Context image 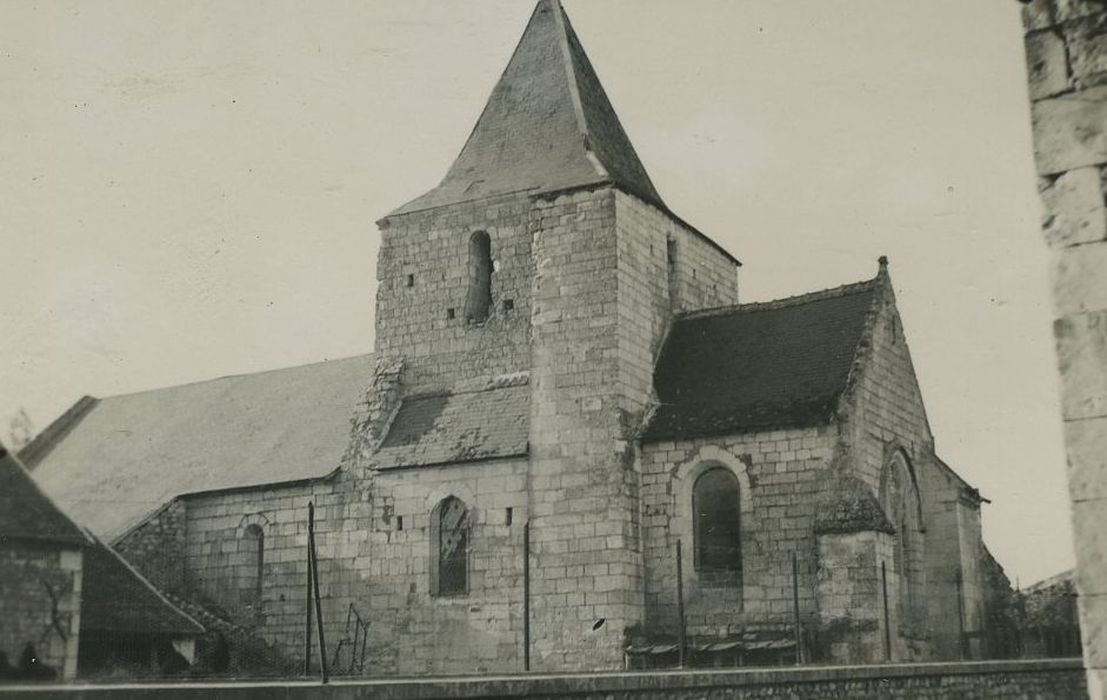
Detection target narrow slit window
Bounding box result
[406,274,415,288]
[465,232,493,323]
[240,524,264,606]
[433,497,469,596]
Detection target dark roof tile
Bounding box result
[0,443,88,545]
[645,278,880,441]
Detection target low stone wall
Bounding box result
[0,658,1085,699]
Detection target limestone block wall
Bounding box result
[1022,1,1107,693]
[527,188,643,671]
[613,192,737,419]
[639,429,836,639]
[374,194,535,395]
[361,458,529,676]
[0,541,82,679]
[111,499,188,598]
[174,478,362,659]
[815,531,897,664]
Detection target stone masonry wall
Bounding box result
[0,541,82,680]
[1022,1,1107,693]
[838,277,980,660]
[527,188,642,671]
[639,428,836,642]
[361,459,529,676]
[374,194,534,395]
[613,192,737,421]
[111,499,188,597]
[174,478,363,661]
[815,531,897,664]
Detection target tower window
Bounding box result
[240,524,264,606]
[431,496,469,596]
[503,299,514,312]
[406,274,415,288]
[465,231,493,323]
[447,308,456,320]
[693,467,741,572]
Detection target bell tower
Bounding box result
[372,0,739,670]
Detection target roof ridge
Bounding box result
[679,275,880,320]
[92,352,374,404]
[19,395,99,468]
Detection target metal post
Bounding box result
[955,569,967,660]
[523,520,531,672]
[304,505,314,676]
[309,502,329,683]
[881,561,891,661]
[792,553,802,665]
[676,539,686,669]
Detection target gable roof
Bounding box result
[644,277,882,442]
[81,531,204,636]
[376,380,530,469]
[389,0,663,217]
[24,354,373,542]
[0,443,89,546]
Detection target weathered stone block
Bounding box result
[1040,167,1107,246]
[1079,592,1107,669]
[1057,0,1107,23]
[1066,13,1107,87]
[1064,416,1107,501]
[1027,30,1070,99]
[1071,498,1107,597]
[1024,0,1057,31]
[1032,87,1107,174]
[1053,242,1107,316]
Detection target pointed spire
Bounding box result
[389,0,664,217]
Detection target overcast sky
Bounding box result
[0,0,1072,585]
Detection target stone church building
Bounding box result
[24,0,993,674]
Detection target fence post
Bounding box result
[523,520,531,672]
[309,501,329,683]
[881,561,891,661]
[792,553,803,665]
[676,539,686,669]
[304,504,314,676]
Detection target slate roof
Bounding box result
[376,380,529,469]
[25,354,374,542]
[81,531,204,636]
[0,443,89,546]
[389,0,662,216]
[645,278,882,441]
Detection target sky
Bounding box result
[0,0,1073,585]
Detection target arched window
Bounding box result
[693,467,741,571]
[240,524,264,605]
[881,452,922,632]
[432,496,469,596]
[465,231,493,323]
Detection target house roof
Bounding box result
[0,443,89,546]
[376,379,530,469]
[81,531,204,636]
[24,354,374,542]
[388,0,662,217]
[644,277,882,441]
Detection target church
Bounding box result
[23,0,995,675]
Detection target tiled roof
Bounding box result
[388,0,662,217]
[0,443,89,546]
[376,381,529,469]
[81,531,204,636]
[25,354,373,542]
[645,278,881,441]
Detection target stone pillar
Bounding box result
[1022,1,1107,693]
[815,531,898,664]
